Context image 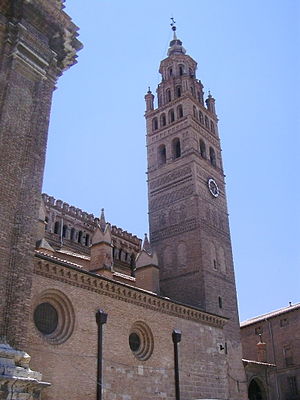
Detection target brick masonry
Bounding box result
[0,0,81,348]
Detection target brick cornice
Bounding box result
[34,252,227,328]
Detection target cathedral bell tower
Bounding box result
[145,24,247,399]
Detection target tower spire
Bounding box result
[168,18,186,56]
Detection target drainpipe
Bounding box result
[96,310,108,400]
[172,329,182,400]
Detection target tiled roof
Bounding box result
[241,303,300,327]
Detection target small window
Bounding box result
[54,221,60,234]
[177,105,183,119]
[218,296,223,309]
[85,234,90,246]
[152,117,158,131]
[62,225,67,238]
[168,109,175,123]
[209,147,216,167]
[158,144,166,165]
[176,86,181,97]
[70,228,75,241]
[179,64,184,76]
[166,89,171,102]
[205,115,209,128]
[189,68,194,77]
[280,318,289,327]
[210,120,215,133]
[199,111,204,124]
[200,140,206,158]
[45,217,49,231]
[34,302,58,335]
[190,86,195,96]
[172,138,181,159]
[193,106,197,118]
[160,113,166,127]
[213,259,217,270]
[168,67,173,77]
[78,230,83,244]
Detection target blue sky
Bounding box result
[43,0,300,321]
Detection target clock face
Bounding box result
[208,178,219,198]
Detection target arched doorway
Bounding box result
[248,378,266,400]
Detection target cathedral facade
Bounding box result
[0,1,249,399]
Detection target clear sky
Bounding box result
[43,0,300,322]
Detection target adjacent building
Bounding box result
[241,303,300,400]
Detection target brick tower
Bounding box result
[145,24,247,399]
[0,0,81,349]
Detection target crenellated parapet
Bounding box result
[41,194,143,271]
[42,193,95,223]
[111,225,141,246]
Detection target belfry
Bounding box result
[145,22,247,398]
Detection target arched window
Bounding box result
[189,68,194,77]
[176,86,181,97]
[85,234,90,246]
[210,120,215,134]
[152,117,158,131]
[45,217,48,231]
[54,221,60,234]
[70,227,75,241]
[168,109,175,123]
[166,89,171,102]
[199,111,204,124]
[168,67,173,77]
[193,106,197,119]
[209,147,216,167]
[119,248,122,260]
[160,113,166,127]
[177,105,183,119]
[62,225,67,238]
[200,140,206,158]
[172,138,181,159]
[158,144,166,165]
[78,230,83,244]
[179,64,184,76]
[205,115,209,128]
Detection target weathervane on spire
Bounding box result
[170,17,176,32]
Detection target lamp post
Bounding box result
[172,329,182,400]
[96,310,108,400]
